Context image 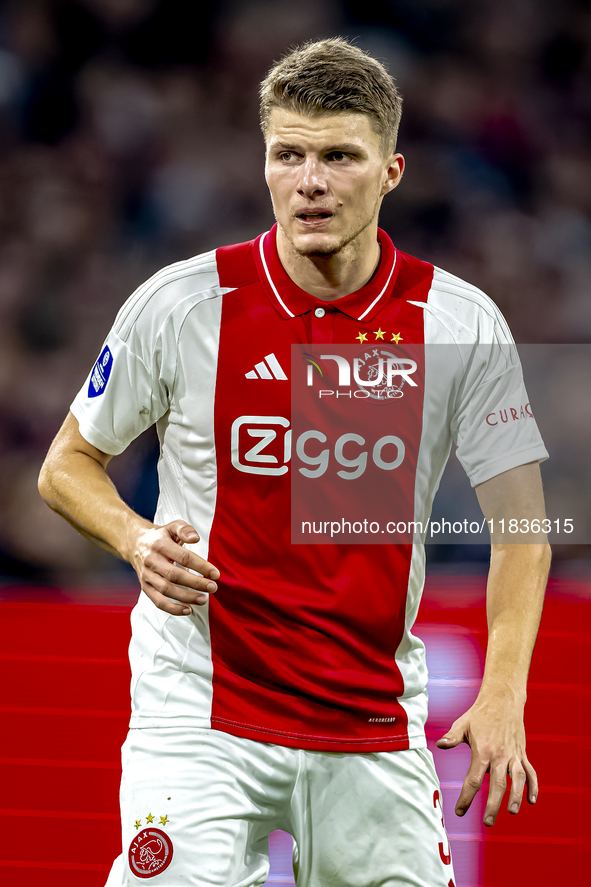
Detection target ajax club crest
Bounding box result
[354,346,408,401]
[128,827,173,879]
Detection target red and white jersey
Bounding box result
[71,226,548,753]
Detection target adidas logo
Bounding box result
[245,353,288,380]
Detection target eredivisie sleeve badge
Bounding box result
[88,344,113,398]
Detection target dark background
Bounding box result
[0,5,589,885]
[0,0,590,582]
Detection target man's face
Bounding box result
[264,108,403,258]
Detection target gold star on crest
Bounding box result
[134,820,142,830]
[356,332,368,343]
[146,813,154,824]
[160,815,169,826]
[373,327,385,340]
[391,332,403,344]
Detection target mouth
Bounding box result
[295,209,334,224]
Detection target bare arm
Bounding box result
[436,462,551,826]
[38,412,219,615]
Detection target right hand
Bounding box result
[131,520,220,615]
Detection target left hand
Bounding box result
[436,699,538,827]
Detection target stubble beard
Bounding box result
[294,243,341,258]
[287,221,370,261]
[284,199,381,261]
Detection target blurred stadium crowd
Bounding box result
[0,0,590,582]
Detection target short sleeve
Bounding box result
[452,342,549,486]
[70,328,169,455]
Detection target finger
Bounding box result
[143,569,210,609]
[146,554,219,594]
[436,725,464,749]
[167,520,200,544]
[455,756,487,817]
[523,757,538,805]
[160,539,220,581]
[507,760,527,814]
[174,546,220,581]
[483,761,508,827]
[141,580,201,616]
[158,522,220,580]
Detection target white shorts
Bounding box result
[105,727,456,887]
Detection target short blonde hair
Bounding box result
[259,37,403,154]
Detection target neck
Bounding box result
[275,224,381,301]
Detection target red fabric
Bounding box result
[208,229,434,750]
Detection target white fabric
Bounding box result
[71,252,228,729]
[106,727,456,887]
[394,267,548,715]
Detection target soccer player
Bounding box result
[39,38,550,887]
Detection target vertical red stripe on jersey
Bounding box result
[206,235,435,752]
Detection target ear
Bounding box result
[381,154,404,196]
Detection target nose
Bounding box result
[297,156,328,198]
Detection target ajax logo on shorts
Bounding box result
[88,345,113,398]
[128,827,173,879]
